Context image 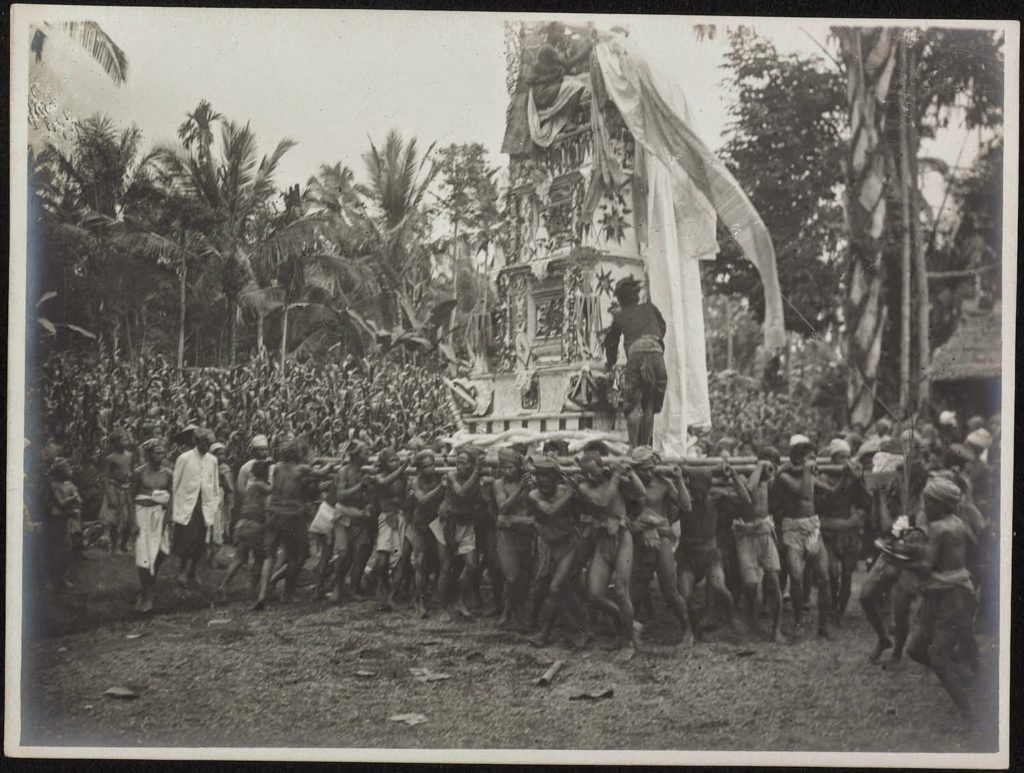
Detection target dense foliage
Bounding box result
[712,28,846,336]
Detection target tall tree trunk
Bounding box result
[177,234,187,370]
[835,27,898,426]
[228,298,238,366]
[280,301,290,379]
[906,46,931,407]
[123,308,133,361]
[725,299,734,371]
[897,37,913,413]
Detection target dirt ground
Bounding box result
[19,548,999,753]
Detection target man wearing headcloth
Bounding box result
[963,428,993,514]
[858,455,932,665]
[735,448,785,642]
[675,459,739,637]
[773,434,832,638]
[574,449,645,660]
[334,440,374,598]
[100,428,134,554]
[815,438,869,624]
[236,434,271,511]
[131,439,172,613]
[526,455,589,649]
[409,449,446,617]
[368,448,410,611]
[170,427,222,587]
[602,276,667,448]
[627,446,696,648]
[493,448,536,631]
[906,476,978,723]
[432,447,485,621]
[604,276,668,448]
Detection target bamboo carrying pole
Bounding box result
[309,455,848,476]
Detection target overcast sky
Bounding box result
[24,8,989,206]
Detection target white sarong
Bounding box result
[134,491,170,575]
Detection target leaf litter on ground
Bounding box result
[389,713,428,727]
[410,667,451,683]
[569,688,614,701]
[103,686,139,700]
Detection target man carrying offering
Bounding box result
[906,476,979,724]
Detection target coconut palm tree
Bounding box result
[356,129,439,329]
[248,179,375,373]
[30,21,128,85]
[154,103,325,364]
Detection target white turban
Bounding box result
[250,434,269,450]
[826,438,851,459]
[789,434,812,449]
[939,410,957,427]
[966,428,992,450]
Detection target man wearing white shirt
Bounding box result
[171,427,221,586]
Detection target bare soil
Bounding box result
[19,550,999,752]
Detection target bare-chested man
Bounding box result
[102,428,134,554]
[773,434,831,638]
[628,446,695,647]
[369,448,409,611]
[334,441,373,598]
[574,450,644,661]
[675,465,738,636]
[409,450,445,617]
[816,439,869,623]
[859,458,929,665]
[906,477,979,723]
[733,451,785,642]
[433,449,483,622]
[493,448,536,631]
[526,456,588,649]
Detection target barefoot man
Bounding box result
[526,456,588,649]
[493,448,536,631]
[816,438,869,624]
[101,428,134,554]
[575,450,644,661]
[733,451,785,642]
[603,276,668,448]
[906,476,979,723]
[774,434,832,638]
[628,446,696,648]
[433,449,483,622]
[170,427,221,587]
[410,450,445,617]
[676,463,739,636]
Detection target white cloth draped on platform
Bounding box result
[527,75,589,148]
[594,33,785,451]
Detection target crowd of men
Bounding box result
[38,407,1000,724]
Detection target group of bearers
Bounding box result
[42,417,995,718]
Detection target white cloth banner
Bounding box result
[646,155,712,454]
[594,32,785,450]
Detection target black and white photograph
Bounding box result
[6,6,1015,765]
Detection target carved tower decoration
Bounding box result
[455,21,650,435]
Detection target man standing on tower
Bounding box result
[603,276,668,448]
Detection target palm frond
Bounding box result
[250,215,327,272]
[239,283,286,316]
[50,21,128,86]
